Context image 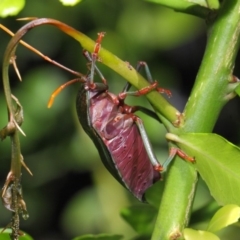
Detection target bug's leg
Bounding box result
[119,61,154,98]
[81,32,109,93]
[81,32,108,91]
[135,61,171,95]
[136,61,154,82]
[120,60,154,94]
[118,81,160,100]
[134,115,194,172]
[137,61,172,96]
[88,32,106,86]
[93,32,105,57]
[119,61,171,100]
[162,147,195,171]
[132,106,161,123]
[83,50,107,85]
[134,116,163,172]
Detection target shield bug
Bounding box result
[2,22,193,201]
[48,33,194,201]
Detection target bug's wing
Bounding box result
[80,90,161,201]
[106,117,161,201]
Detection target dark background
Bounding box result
[0,0,240,239]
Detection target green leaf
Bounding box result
[184,228,220,240]
[207,204,240,232]
[120,205,157,235]
[146,0,220,9]
[145,0,210,18]
[59,0,82,6]
[166,133,240,206]
[235,84,240,97]
[0,0,25,18]
[146,0,208,7]
[72,234,123,240]
[0,229,33,240]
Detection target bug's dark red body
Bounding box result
[76,84,161,201]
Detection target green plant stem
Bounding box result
[1,30,23,228]
[10,132,22,178]
[152,1,240,239]
[184,3,240,132]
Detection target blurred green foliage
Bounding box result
[0,0,25,18]
[0,0,239,240]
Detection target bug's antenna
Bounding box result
[48,78,85,108]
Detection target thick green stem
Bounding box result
[152,160,197,240]
[152,1,240,239]
[184,2,240,132]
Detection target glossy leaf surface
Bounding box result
[145,0,210,18]
[166,133,240,205]
[207,204,240,233]
[184,228,219,240]
[235,85,240,97]
[146,0,208,7]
